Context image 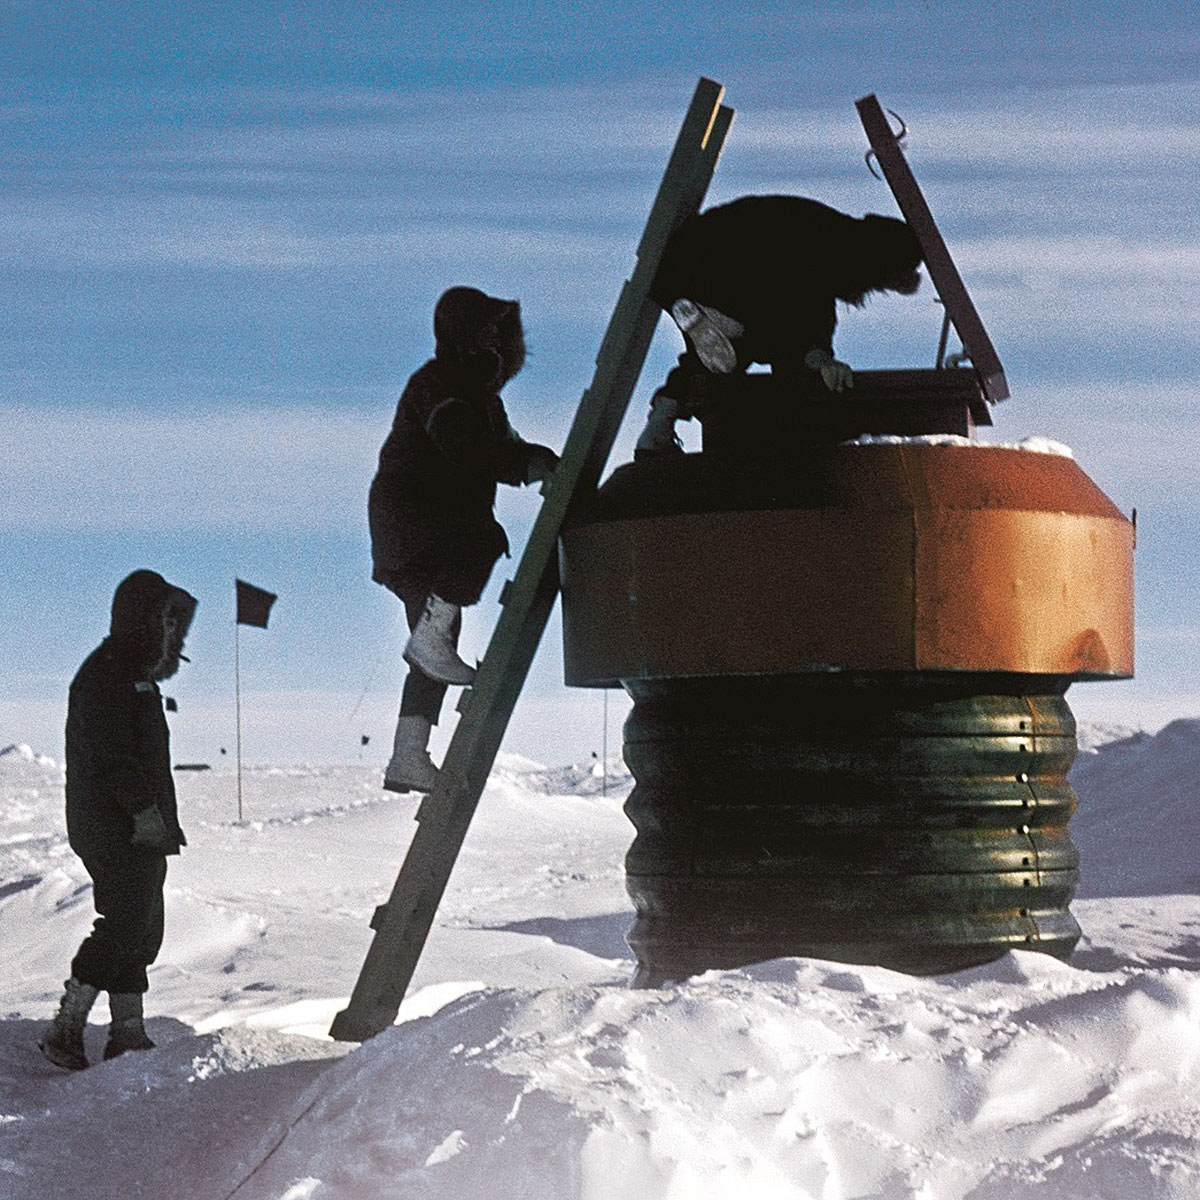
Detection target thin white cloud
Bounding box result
[0,405,380,533]
[6,80,1196,296]
[138,222,626,274]
[3,374,1194,538]
[957,236,1200,284]
[0,100,53,122]
[686,81,1200,172]
[0,197,632,273]
[906,83,1200,172]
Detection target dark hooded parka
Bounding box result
[66,570,196,858]
[368,286,553,608]
[65,570,196,995]
[651,195,924,385]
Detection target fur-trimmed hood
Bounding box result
[433,286,526,392]
[109,569,197,681]
[838,212,924,305]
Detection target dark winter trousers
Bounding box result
[71,849,167,994]
[383,521,506,725]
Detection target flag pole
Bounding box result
[602,687,608,798]
[235,618,243,822]
[232,578,276,823]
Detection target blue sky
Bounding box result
[3,1,1199,766]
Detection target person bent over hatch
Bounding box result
[636,194,924,459]
[368,286,558,794]
[40,569,197,1070]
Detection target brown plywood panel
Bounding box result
[562,509,917,683]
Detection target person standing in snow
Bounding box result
[40,569,197,1070]
[369,286,558,794]
[635,194,925,458]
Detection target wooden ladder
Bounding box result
[330,78,733,1042]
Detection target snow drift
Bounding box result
[3,721,1200,1199]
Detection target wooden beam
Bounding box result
[856,93,1009,408]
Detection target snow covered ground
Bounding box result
[3,718,1200,1200]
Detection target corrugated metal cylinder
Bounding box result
[622,673,1079,983]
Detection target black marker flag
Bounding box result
[236,579,277,628]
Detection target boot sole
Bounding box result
[382,774,435,794]
[670,299,737,375]
[38,1039,88,1071]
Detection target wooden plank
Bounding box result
[856,93,1009,408]
[329,79,733,1043]
[695,366,981,403]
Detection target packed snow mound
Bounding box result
[253,960,1200,1200]
[0,745,70,897]
[1071,718,1200,898]
[0,742,59,770]
[47,956,1194,1200]
[496,755,634,798]
[1,1024,346,1200]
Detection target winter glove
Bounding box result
[130,806,172,852]
[803,347,854,393]
[523,444,559,485]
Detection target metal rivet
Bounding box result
[1022,857,1031,866]
[1020,824,1030,835]
[1024,798,1035,807]
[1023,878,1033,887]
[1020,908,1029,917]
[1024,934,1035,943]
[1017,773,1029,783]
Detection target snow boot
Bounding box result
[383,715,438,794]
[403,595,476,686]
[634,391,684,461]
[669,298,743,375]
[103,992,155,1060]
[38,976,99,1071]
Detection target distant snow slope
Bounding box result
[3,719,1200,1199]
[1072,718,1200,898]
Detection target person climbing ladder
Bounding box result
[367,286,558,794]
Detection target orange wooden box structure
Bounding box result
[562,443,1133,686]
